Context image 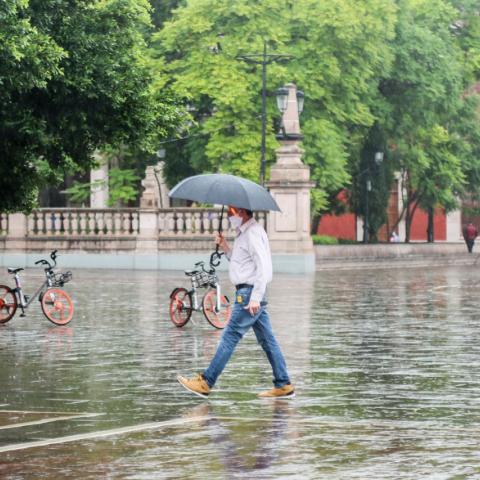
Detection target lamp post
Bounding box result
[275,85,304,139]
[363,151,384,243]
[236,41,292,186]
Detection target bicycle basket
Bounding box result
[192,271,210,288]
[54,271,73,287]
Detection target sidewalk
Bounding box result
[315,242,479,270]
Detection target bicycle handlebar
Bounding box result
[34,250,58,269]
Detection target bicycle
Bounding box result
[169,257,231,329]
[0,250,74,326]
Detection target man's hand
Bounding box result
[215,232,230,253]
[244,300,261,316]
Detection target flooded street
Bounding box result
[0,266,479,478]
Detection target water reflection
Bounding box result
[181,400,295,476]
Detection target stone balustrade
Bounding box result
[28,209,140,236]
[1,208,267,252]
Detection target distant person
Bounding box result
[390,231,400,243]
[463,222,478,253]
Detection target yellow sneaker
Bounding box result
[177,374,211,398]
[258,384,295,398]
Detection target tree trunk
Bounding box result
[427,206,434,242]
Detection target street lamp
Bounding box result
[275,85,304,140]
[236,41,292,186]
[363,151,384,243]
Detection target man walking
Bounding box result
[177,205,294,399]
[463,222,478,253]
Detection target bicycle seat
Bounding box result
[184,269,199,276]
[7,267,24,274]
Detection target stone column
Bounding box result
[446,207,462,242]
[140,162,170,209]
[266,84,315,267]
[90,155,109,208]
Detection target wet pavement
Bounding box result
[0,265,479,479]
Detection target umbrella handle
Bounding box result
[210,250,223,268]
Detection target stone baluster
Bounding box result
[158,211,165,235]
[36,211,44,235]
[132,211,139,234]
[203,211,211,235]
[88,211,96,234]
[79,211,87,235]
[165,212,174,234]
[211,212,219,235]
[193,212,202,235]
[113,211,121,235]
[96,211,105,235]
[105,211,113,235]
[176,211,185,235]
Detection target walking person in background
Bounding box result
[463,222,478,253]
[177,205,294,399]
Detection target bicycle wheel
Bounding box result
[202,290,231,329]
[40,288,74,325]
[169,287,192,327]
[0,285,17,324]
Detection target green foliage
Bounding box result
[153,0,396,204]
[312,235,338,245]
[64,168,140,207]
[0,0,182,212]
[364,0,480,240]
[152,0,480,244]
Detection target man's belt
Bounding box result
[235,283,253,290]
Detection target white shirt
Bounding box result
[226,218,272,303]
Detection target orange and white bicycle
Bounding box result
[169,258,231,329]
[0,250,74,326]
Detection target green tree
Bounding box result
[374,0,474,242]
[154,0,396,216]
[0,0,181,212]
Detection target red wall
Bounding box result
[410,207,446,241]
[316,187,448,241]
[317,212,356,240]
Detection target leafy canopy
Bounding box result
[0,0,181,212]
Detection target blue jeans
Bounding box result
[203,286,291,388]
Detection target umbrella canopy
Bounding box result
[169,173,280,212]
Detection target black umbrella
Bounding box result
[169,173,280,265]
[169,173,280,212]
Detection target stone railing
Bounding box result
[28,209,139,236]
[1,208,267,252]
[157,208,266,236]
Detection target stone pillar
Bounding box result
[140,162,170,209]
[137,210,158,250]
[155,162,170,208]
[90,155,109,208]
[446,207,462,242]
[134,209,159,268]
[266,83,315,259]
[5,213,28,251]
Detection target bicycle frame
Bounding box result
[12,272,52,312]
[188,277,222,313]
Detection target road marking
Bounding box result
[0,416,208,453]
[0,413,100,431]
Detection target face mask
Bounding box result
[228,215,243,229]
